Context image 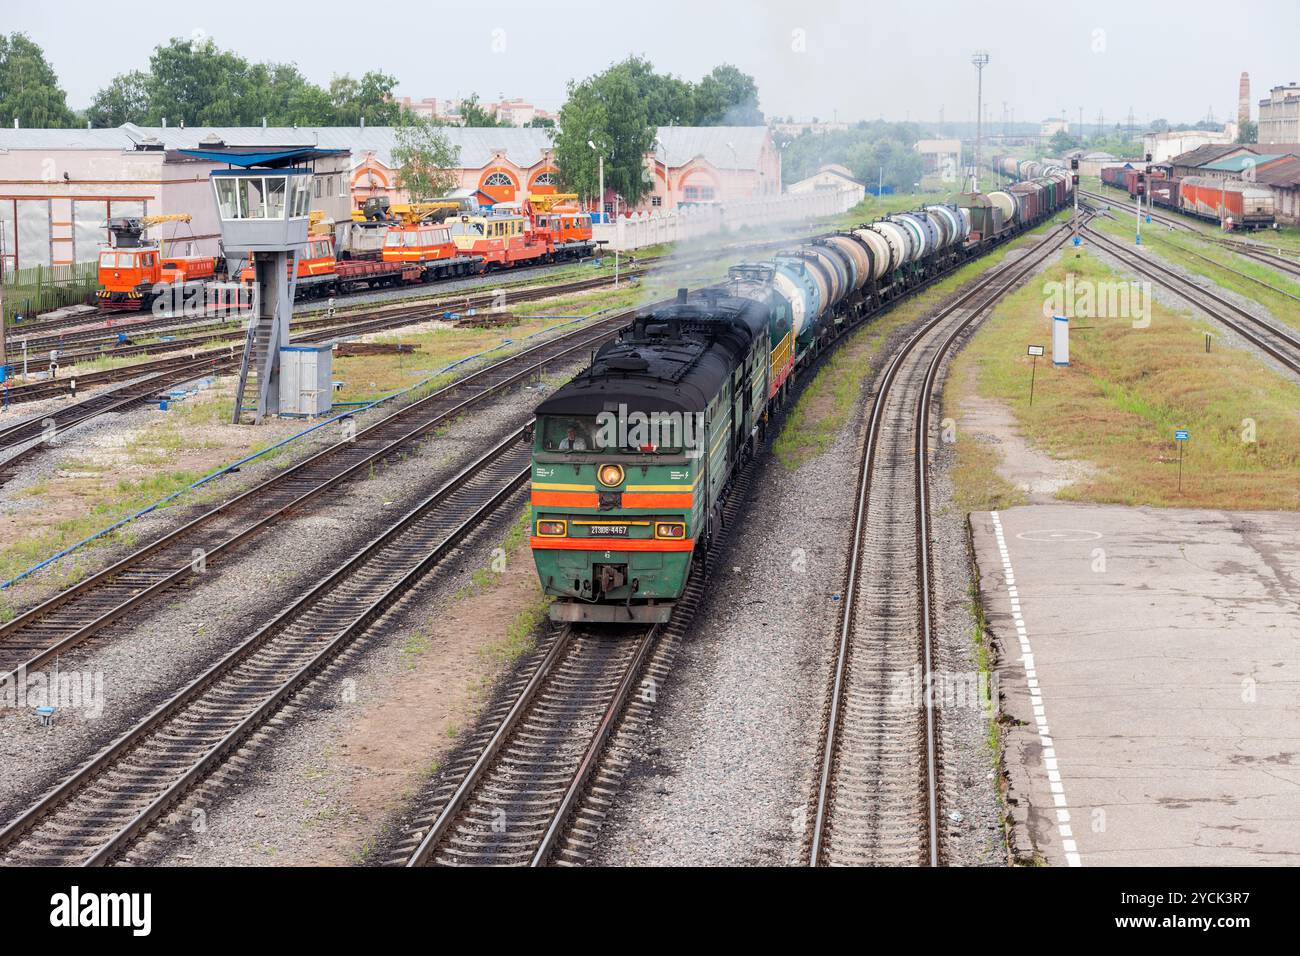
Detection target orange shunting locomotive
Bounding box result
[96,214,215,311]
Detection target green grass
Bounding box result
[0,467,204,584]
[1091,213,1300,334]
[774,212,1070,471]
[951,247,1300,509]
[482,592,550,669]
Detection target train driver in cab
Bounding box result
[557,424,587,451]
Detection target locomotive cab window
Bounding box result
[539,416,597,452]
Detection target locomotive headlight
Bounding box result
[654,521,686,539]
[536,519,567,537]
[597,464,625,487]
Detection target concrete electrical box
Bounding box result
[1052,315,1070,366]
[278,343,334,416]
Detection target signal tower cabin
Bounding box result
[180,145,346,424]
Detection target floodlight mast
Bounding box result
[971,51,990,193]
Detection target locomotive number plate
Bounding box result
[587,524,630,537]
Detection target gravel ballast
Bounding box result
[591,246,1062,867]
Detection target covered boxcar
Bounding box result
[1178,177,1275,228]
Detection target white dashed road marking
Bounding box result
[992,511,1082,867]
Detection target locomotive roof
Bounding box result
[536,293,768,417]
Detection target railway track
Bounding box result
[387,219,1073,869]
[1080,199,1300,305]
[2,268,648,407]
[809,218,1080,866]
[393,460,755,867]
[1082,224,1300,375]
[1080,187,1300,278]
[0,304,645,688]
[0,427,533,866]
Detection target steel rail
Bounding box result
[1082,224,1300,373]
[810,218,1080,867]
[0,426,533,865]
[0,304,645,687]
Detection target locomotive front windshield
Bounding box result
[539,416,599,452]
[536,415,690,455]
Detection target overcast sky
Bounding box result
[8,0,1297,127]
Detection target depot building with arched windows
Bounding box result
[0,124,777,271]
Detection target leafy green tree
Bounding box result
[458,93,504,127]
[780,121,923,191]
[391,118,461,200]
[616,56,695,126]
[243,63,333,126]
[1048,130,1081,154]
[693,64,762,125]
[328,70,401,126]
[526,116,555,128]
[1236,120,1258,144]
[144,37,253,125]
[554,64,656,206]
[0,33,77,128]
[87,71,151,127]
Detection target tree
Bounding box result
[526,116,555,128]
[1236,120,1258,144]
[87,71,151,127]
[391,118,461,201]
[1048,130,1080,154]
[693,64,762,125]
[0,33,77,128]
[328,70,401,126]
[458,93,504,127]
[144,37,253,125]
[553,64,656,206]
[615,56,695,126]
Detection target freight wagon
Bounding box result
[530,178,1071,623]
[1178,177,1275,229]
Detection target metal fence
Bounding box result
[1,261,99,325]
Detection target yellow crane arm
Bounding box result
[390,201,461,224]
[528,193,579,212]
[140,214,193,228]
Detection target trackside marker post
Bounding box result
[1175,429,1189,493]
[1027,344,1045,406]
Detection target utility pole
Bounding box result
[971,51,990,193]
[0,226,7,375]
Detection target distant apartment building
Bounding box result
[1259,83,1300,143]
[1142,129,1233,164]
[393,96,553,127]
[1040,119,1069,137]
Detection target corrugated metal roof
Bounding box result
[1200,153,1292,172]
[1168,143,1247,167]
[0,124,771,171]
[653,126,768,169]
[0,125,558,169]
[1253,157,1300,187]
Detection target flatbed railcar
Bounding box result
[96,200,597,309]
[530,176,1072,623]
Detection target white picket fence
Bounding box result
[591,188,859,251]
